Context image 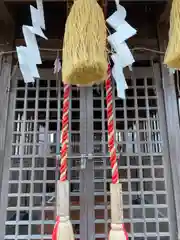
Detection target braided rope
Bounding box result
[105,64,119,184]
[60,84,70,181]
[106,65,129,240]
[52,84,70,240]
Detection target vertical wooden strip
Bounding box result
[157,24,180,239]
[0,55,13,193]
[0,21,15,238]
[0,18,14,202]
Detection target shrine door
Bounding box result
[0,64,177,240]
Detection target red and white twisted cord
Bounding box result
[52,84,70,240]
[60,84,70,181]
[105,64,119,184]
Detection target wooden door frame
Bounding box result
[157,24,180,239]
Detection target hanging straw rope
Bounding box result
[105,64,128,240]
[164,0,180,68]
[52,84,74,240]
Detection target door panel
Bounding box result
[0,66,177,240]
[86,67,176,240]
[0,70,87,240]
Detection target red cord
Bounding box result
[106,65,129,238]
[105,64,119,184]
[52,216,60,240]
[123,224,129,240]
[52,85,70,240]
[60,84,70,181]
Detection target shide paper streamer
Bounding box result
[106,4,136,99]
[16,0,47,83]
[54,57,61,74]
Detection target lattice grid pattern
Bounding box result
[92,71,170,240]
[2,67,174,240]
[4,74,81,240]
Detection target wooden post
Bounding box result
[157,23,180,240]
[0,4,15,238]
[0,11,14,198]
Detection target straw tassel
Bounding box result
[62,0,108,85]
[52,84,74,240]
[105,65,128,240]
[164,0,180,68]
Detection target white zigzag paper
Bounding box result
[111,55,128,99]
[107,22,136,48]
[112,66,127,99]
[106,5,126,30]
[106,3,136,99]
[16,0,47,83]
[54,57,61,74]
[111,44,135,68]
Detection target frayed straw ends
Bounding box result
[62,0,108,85]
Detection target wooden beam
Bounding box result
[159,0,172,24]
[0,13,14,234]
[15,38,63,49]
[3,0,168,2]
[0,1,13,26]
[157,23,180,239]
[15,37,158,50]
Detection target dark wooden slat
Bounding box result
[0,24,14,206]
[4,0,168,2]
[159,0,172,24]
[157,24,180,238]
[0,1,13,25]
